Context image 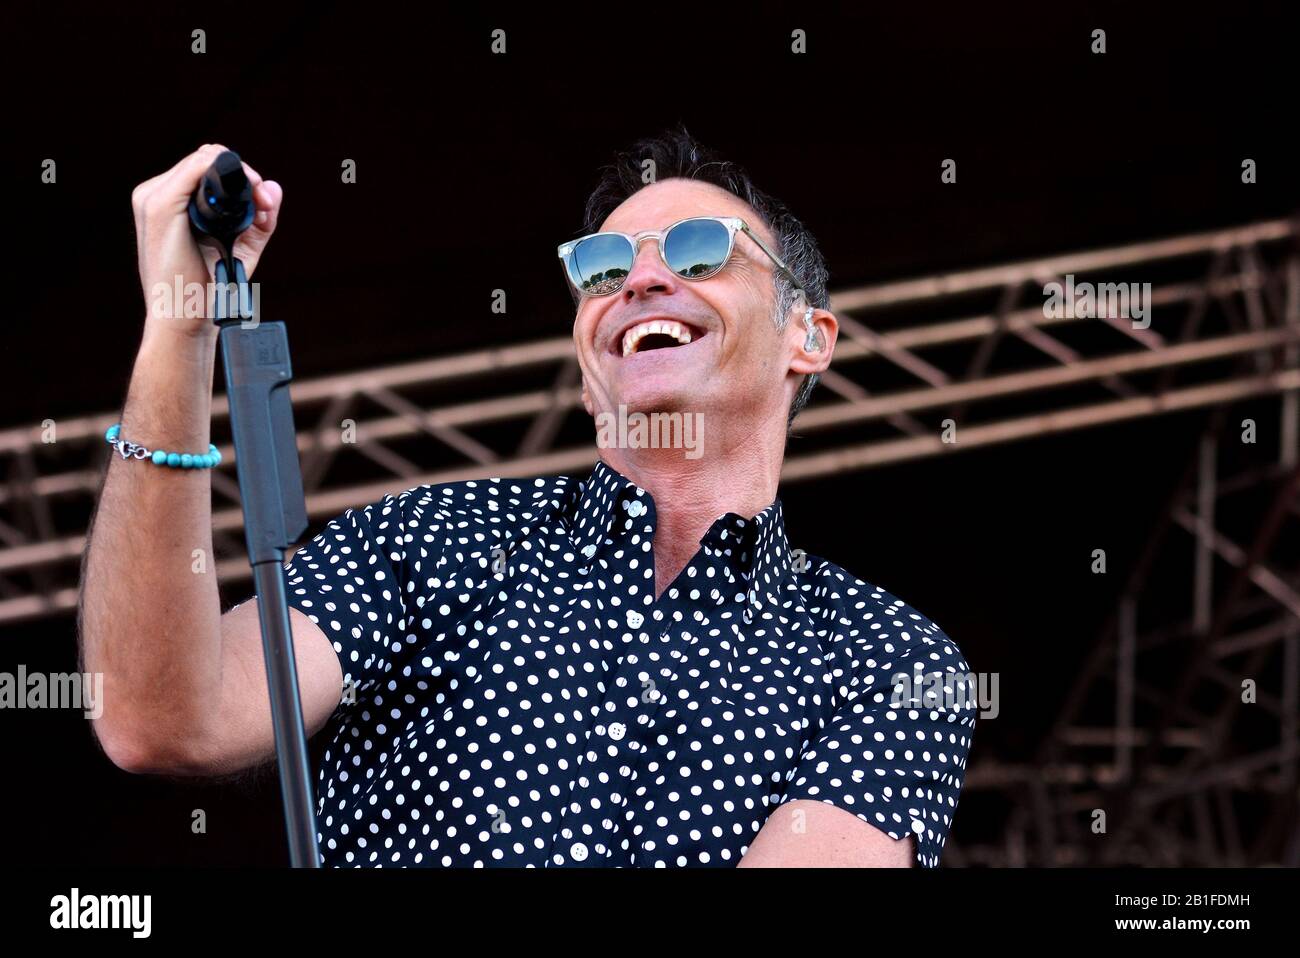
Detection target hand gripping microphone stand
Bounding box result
[189,151,320,868]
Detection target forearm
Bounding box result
[739,801,915,867]
[80,323,225,771]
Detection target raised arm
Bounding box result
[78,144,342,777]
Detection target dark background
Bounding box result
[2,2,1296,864]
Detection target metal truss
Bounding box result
[2,217,1297,634]
[951,404,1300,867]
[942,218,1300,864]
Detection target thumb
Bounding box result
[235,180,284,270]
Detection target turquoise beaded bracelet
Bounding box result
[104,423,222,469]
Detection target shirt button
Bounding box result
[570,841,589,862]
[582,544,597,559]
[627,610,644,629]
[627,500,645,518]
[609,722,627,741]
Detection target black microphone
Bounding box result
[188,150,255,249]
[188,150,255,322]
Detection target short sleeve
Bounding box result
[779,627,976,868]
[282,492,412,709]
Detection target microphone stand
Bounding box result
[206,223,320,869]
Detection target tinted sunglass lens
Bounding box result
[663,219,730,279]
[569,234,634,294]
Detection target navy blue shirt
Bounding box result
[283,460,976,867]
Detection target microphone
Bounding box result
[188,150,255,322]
[188,150,255,249]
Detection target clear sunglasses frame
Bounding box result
[556,215,804,301]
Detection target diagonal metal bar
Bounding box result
[365,385,500,466]
[517,357,581,457]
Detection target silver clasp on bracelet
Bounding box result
[111,438,151,460]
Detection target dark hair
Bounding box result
[581,125,830,426]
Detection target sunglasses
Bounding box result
[557,216,803,300]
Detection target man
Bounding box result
[81,130,975,868]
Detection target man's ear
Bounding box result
[788,306,838,376]
[580,373,594,416]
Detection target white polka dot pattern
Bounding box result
[282,460,975,867]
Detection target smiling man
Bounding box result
[81,130,975,868]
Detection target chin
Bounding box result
[608,385,701,416]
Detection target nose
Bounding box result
[620,236,679,302]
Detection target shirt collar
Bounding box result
[563,460,794,611]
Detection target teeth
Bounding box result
[621,319,695,356]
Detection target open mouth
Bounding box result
[616,318,707,357]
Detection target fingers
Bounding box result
[156,144,229,207]
[235,179,284,266]
[241,159,263,189]
[135,144,216,197]
[252,180,282,232]
[132,143,227,223]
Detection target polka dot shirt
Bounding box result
[283,460,976,867]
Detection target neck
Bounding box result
[601,421,785,599]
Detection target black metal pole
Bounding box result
[216,293,320,868]
[251,560,319,867]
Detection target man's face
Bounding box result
[572,179,796,431]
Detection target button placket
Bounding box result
[573,629,675,860]
[562,586,674,858]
